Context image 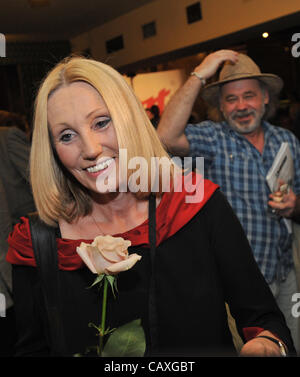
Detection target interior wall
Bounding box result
[71,0,300,68]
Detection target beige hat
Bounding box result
[201,53,283,106]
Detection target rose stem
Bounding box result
[98,276,108,357]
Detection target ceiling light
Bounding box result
[262,32,269,39]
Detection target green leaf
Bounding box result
[103,327,116,336]
[102,319,146,357]
[106,275,118,298]
[88,273,105,289]
[88,322,101,333]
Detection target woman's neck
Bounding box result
[91,191,147,223]
[59,192,150,239]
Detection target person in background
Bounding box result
[158,50,300,353]
[146,105,160,129]
[0,111,29,134]
[0,111,35,356]
[289,102,300,141]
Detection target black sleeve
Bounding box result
[205,189,296,355]
[12,265,50,356]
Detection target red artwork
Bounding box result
[142,88,170,114]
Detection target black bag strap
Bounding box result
[148,194,158,354]
[28,213,66,356]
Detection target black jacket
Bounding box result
[11,190,296,356]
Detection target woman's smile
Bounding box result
[84,157,116,177]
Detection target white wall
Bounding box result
[124,69,186,113]
[71,0,300,67]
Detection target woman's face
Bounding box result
[48,81,120,194]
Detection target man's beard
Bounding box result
[224,104,266,135]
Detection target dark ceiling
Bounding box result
[0,0,154,40]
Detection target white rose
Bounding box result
[76,235,141,275]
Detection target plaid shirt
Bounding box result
[186,120,300,284]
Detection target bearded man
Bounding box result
[158,50,300,352]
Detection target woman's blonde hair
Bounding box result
[30,56,172,226]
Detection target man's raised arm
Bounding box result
[157,50,239,156]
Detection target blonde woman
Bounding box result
[7,57,295,357]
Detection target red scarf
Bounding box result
[6,173,218,271]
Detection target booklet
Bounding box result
[266,142,294,233]
[266,142,294,192]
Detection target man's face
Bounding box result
[219,79,269,134]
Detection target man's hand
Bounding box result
[268,181,297,218]
[157,49,239,156]
[192,49,239,82]
[240,332,286,357]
